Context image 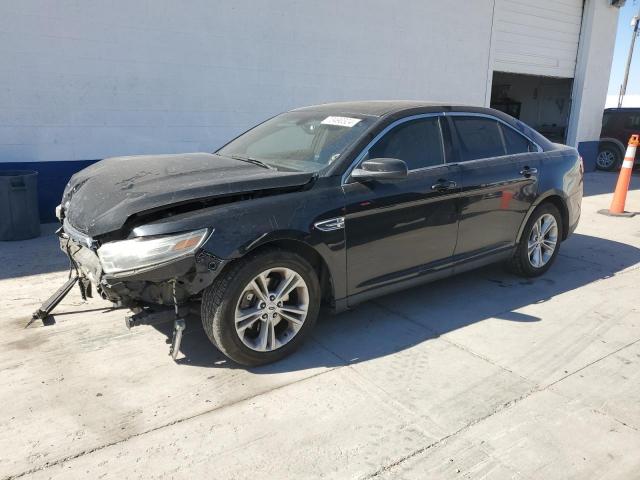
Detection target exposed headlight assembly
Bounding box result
[97,228,210,274]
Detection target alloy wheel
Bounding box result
[596,150,616,169]
[527,213,558,268]
[234,267,309,352]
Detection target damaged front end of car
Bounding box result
[37,211,227,358]
[30,151,317,358]
[59,218,221,307]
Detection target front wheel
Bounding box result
[201,249,321,366]
[508,203,563,277]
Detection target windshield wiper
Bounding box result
[229,154,276,170]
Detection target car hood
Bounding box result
[62,152,315,238]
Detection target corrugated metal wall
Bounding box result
[492,0,584,77]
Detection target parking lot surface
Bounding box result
[2,172,640,479]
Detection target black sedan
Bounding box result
[56,101,583,366]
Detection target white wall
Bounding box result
[0,0,495,163]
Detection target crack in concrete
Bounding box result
[590,408,639,432]
[3,366,339,480]
[4,300,537,480]
[361,389,535,479]
[7,259,640,479]
[310,333,450,432]
[361,336,640,479]
[371,300,531,383]
[6,322,640,480]
[544,337,640,390]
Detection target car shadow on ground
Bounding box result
[153,232,640,373]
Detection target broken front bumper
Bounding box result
[58,224,225,307]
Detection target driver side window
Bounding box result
[369,117,445,170]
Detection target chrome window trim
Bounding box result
[444,111,543,155]
[341,113,443,185]
[341,111,543,185]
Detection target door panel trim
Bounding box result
[345,245,513,309]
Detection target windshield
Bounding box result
[217,111,375,172]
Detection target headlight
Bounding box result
[97,228,210,274]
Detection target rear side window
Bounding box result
[452,117,505,161]
[369,117,444,170]
[500,124,534,154]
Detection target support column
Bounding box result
[566,0,620,171]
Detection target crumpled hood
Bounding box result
[62,152,314,237]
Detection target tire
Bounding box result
[596,143,621,171]
[508,203,563,278]
[201,248,321,366]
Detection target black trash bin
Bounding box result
[0,170,40,241]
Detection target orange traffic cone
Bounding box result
[599,134,639,217]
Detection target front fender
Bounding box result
[205,224,347,304]
[130,180,348,302]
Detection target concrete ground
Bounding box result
[1,172,640,480]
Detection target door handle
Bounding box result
[520,167,538,176]
[431,180,457,192]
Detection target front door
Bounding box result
[343,115,461,296]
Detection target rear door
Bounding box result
[448,114,540,261]
[343,114,461,296]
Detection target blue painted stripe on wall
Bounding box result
[0,160,99,222]
[577,141,599,172]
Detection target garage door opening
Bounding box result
[490,72,573,143]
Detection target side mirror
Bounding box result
[351,158,408,181]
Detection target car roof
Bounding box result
[604,107,640,113]
[292,100,490,117]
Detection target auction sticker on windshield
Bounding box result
[321,116,362,128]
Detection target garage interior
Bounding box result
[490,71,573,144]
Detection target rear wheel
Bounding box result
[201,249,320,366]
[596,144,621,171]
[509,203,563,277]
